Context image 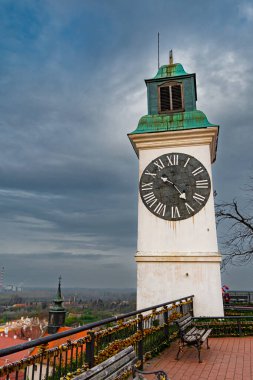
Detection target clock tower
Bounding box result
[128,53,224,317]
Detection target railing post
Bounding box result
[190,297,194,317]
[85,331,95,369]
[39,343,47,380]
[137,314,144,370]
[237,320,242,336]
[163,306,169,342]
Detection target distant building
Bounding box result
[0,317,47,340]
[4,285,23,292]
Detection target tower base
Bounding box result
[136,253,224,317]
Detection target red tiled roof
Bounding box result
[0,336,30,366]
[30,327,88,355]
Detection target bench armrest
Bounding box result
[133,366,169,379]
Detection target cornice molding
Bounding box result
[128,127,219,163]
[136,251,221,257]
[135,255,222,263]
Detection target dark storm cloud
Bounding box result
[0,252,116,261]
[0,0,252,287]
[0,252,135,288]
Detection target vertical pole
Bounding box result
[45,356,50,380]
[237,320,242,336]
[158,32,160,69]
[85,331,95,369]
[163,306,169,342]
[137,314,144,370]
[190,297,194,317]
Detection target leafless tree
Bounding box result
[215,182,253,269]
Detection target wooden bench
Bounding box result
[73,346,169,380]
[176,313,212,363]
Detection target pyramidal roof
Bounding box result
[154,63,188,79]
[132,111,216,135]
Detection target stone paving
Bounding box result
[142,337,253,379]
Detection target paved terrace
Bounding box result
[141,337,253,380]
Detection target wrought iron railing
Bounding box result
[0,295,194,380]
[228,290,253,304]
[194,315,253,337]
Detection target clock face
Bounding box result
[139,153,211,221]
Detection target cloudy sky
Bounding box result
[0,0,252,289]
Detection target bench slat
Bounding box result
[200,329,212,343]
[92,355,136,380]
[184,329,205,343]
[185,327,197,336]
[106,360,135,380]
[179,320,192,331]
[177,315,192,328]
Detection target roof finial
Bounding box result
[169,50,173,65]
[57,275,62,299]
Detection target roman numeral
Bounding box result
[143,192,157,207]
[184,157,191,167]
[141,182,153,191]
[192,167,204,176]
[196,180,209,189]
[153,159,165,171]
[171,206,180,219]
[167,154,178,166]
[144,170,157,178]
[185,203,194,214]
[154,202,166,216]
[193,193,206,205]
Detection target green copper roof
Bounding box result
[154,63,188,79]
[129,110,216,135]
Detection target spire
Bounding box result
[57,275,62,299]
[169,49,173,65]
[52,275,64,310]
[48,276,66,334]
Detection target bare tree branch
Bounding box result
[215,182,253,270]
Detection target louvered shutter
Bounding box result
[160,86,171,112]
[159,82,183,113]
[171,85,182,110]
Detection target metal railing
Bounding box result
[194,315,253,337]
[227,290,253,304]
[0,295,194,380]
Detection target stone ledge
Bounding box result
[135,255,222,263]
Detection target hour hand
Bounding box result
[161,174,173,184]
[161,175,186,200]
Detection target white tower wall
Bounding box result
[130,128,224,317]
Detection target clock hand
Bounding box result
[161,175,174,185]
[174,185,186,200]
[161,175,186,200]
